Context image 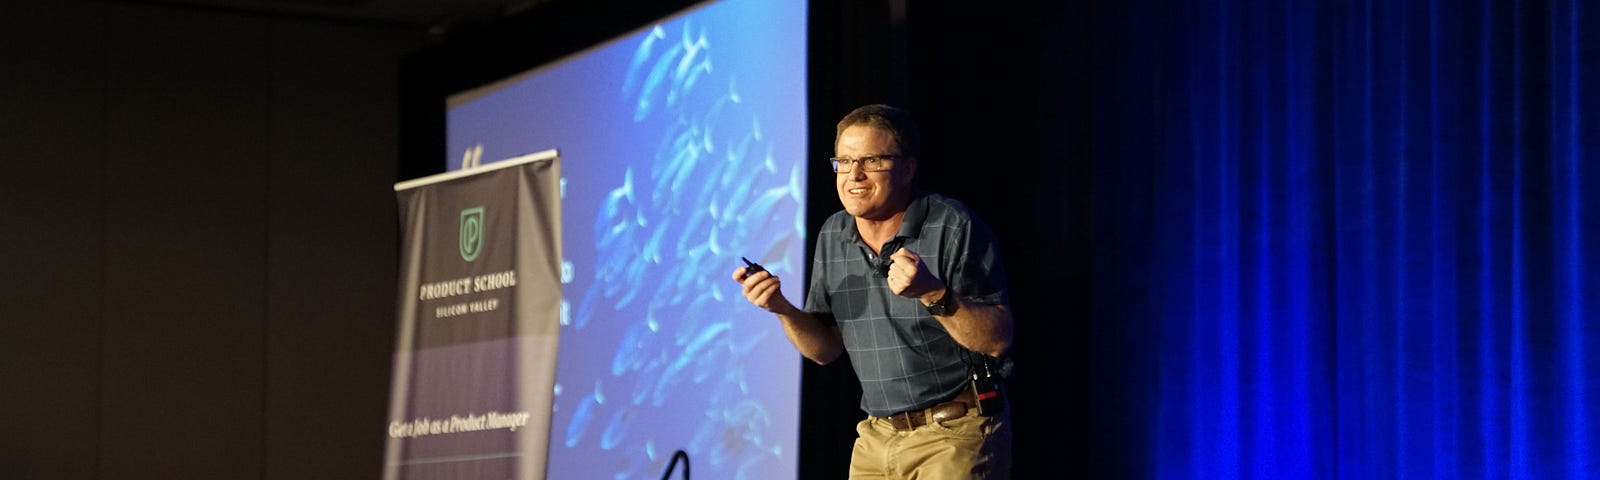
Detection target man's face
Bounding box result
[834,124,915,221]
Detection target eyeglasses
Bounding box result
[829,154,902,173]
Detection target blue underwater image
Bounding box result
[446,0,807,477]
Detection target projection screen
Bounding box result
[436,0,807,477]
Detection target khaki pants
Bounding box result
[849,408,1012,479]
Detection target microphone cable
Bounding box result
[659,449,690,480]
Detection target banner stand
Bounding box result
[385,150,562,480]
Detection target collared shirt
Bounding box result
[803,191,1009,417]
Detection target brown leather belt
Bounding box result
[882,390,975,430]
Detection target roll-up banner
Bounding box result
[386,150,562,480]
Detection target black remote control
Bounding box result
[740,257,766,279]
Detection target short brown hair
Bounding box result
[835,104,921,158]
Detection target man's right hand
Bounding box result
[731,266,843,365]
[732,267,795,314]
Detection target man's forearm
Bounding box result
[925,290,1013,358]
[773,306,845,365]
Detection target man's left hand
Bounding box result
[886,248,944,302]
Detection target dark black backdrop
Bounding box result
[401,0,1096,478]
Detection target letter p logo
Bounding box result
[459,206,484,262]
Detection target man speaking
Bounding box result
[733,104,1014,479]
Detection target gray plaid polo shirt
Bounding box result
[803,191,1010,417]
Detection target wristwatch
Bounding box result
[923,290,954,316]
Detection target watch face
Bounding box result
[925,295,951,316]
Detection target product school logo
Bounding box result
[460,206,485,262]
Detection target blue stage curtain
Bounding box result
[1092,0,1598,477]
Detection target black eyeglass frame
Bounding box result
[829,154,904,173]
